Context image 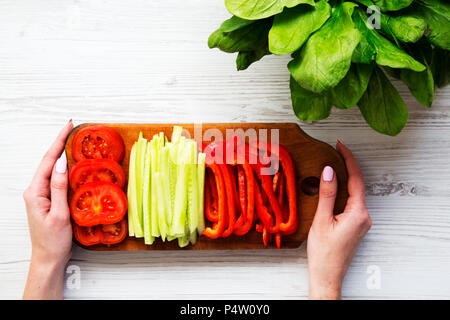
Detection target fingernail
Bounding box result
[55,153,67,174]
[337,139,344,146]
[322,166,334,182]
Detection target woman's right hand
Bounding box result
[307,140,372,300]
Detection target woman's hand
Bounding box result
[23,120,74,300]
[307,140,372,300]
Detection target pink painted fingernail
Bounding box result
[323,166,334,182]
[55,153,67,174]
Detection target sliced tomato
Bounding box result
[70,181,127,226]
[73,224,102,246]
[100,219,128,244]
[72,126,125,162]
[69,159,126,190]
[73,219,128,246]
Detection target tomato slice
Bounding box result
[72,126,125,162]
[70,181,127,226]
[69,159,126,190]
[73,219,128,246]
[73,224,102,246]
[100,219,128,244]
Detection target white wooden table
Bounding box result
[1,0,449,300]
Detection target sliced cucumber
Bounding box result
[197,152,206,234]
[143,141,154,244]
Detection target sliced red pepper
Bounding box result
[234,164,255,236]
[220,164,236,237]
[274,170,285,249]
[202,163,226,239]
[234,165,247,230]
[253,177,279,233]
[275,232,281,249]
[204,171,218,222]
[251,142,297,234]
[229,165,241,217]
[262,227,272,247]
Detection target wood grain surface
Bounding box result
[1,0,450,299]
[65,123,348,250]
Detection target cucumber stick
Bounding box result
[197,152,206,234]
[134,133,147,238]
[127,126,207,248]
[128,142,144,237]
[142,141,154,244]
[127,143,136,237]
[170,144,189,237]
[150,136,160,238]
[187,141,199,242]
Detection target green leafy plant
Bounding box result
[208,0,450,135]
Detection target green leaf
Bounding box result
[353,9,426,72]
[358,67,408,136]
[290,76,331,121]
[400,42,434,107]
[236,47,270,70]
[288,2,362,93]
[225,0,315,20]
[381,14,427,43]
[268,0,331,55]
[431,47,450,88]
[219,15,255,32]
[371,0,413,12]
[208,19,272,53]
[330,63,375,109]
[413,0,450,50]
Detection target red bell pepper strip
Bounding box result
[257,170,283,233]
[255,220,263,233]
[262,227,272,247]
[251,142,297,234]
[220,164,236,237]
[253,177,279,233]
[202,163,226,239]
[275,232,281,249]
[234,165,246,230]
[234,164,255,236]
[228,165,241,216]
[204,172,218,222]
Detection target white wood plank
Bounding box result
[0,0,449,299]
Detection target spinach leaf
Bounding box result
[290,77,331,121]
[358,66,408,136]
[353,9,426,72]
[288,2,361,93]
[400,42,434,107]
[413,0,450,50]
[371,0,413,12]
[236,47,270,70]
[268,0,331,55]
[219,16,255,32]
[381,13,426,43]
[225,0,315,20]
[208,19,272,53]
[331,63,375,109]
[431,47,450,88]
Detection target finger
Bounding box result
[30,120,73,191]
[50,152,70,221]
[315,166,338,224]
[336,140,366,211]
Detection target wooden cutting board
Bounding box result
[65,123,348,250]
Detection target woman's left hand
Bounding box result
[23,120,74,299]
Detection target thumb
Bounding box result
[315,166,338,224]
[50,153,70,220]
